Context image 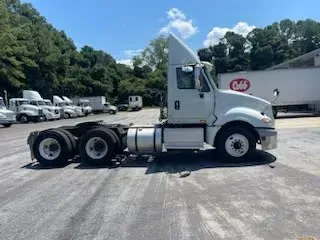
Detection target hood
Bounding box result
[21,104,40,111]
[215,89,272,117]
[0,108,15,114]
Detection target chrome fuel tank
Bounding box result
[127,126,162,153]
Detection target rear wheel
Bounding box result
[79,128,117,166]
[3,124,12,128]
[216,126,256,161]
[55,128,77,156]
[33,129,73,166]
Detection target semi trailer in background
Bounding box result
[73,96,117,114]
[0,97,16,127]
[27,33,277,167]
[218,68,320,117]
[129,95,143,111]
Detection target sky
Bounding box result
[22,0,320,65]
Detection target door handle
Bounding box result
[174,100,180,110]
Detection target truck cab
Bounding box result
[9,98,43,123]
[62,96,84,117]
[0,97,16,127]
[53,96,78,119]
[23,90,61,121]
[77,99,93,116]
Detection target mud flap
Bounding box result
[27,131,39,161]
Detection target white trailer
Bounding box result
[74,96,117,114]
[0,97,16,127]
[218,68,320,117]
[27,33,277,167]
[129,96,143,111]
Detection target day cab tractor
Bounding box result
[27,33,277,166]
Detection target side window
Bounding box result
[176,67,195,89]
[129,97,132,102]
[135,97,138,101]
[30,101,36,106]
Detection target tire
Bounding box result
[18,114,29,123]
[79,128,117,166]
[216,126,256,162]
[3,124,12,128]
[109,110,117,115]
[64,113,70,119]
[33,129,73,166]
[55,128,78,156]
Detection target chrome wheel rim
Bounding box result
[225,133,249,158]
[39,138,61,160]
[85,137,108,159]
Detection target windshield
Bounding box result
[37,100,46,106]
[45,101,53,106]
[0,99,6,109]
[19,100,29,105]
[65,102,71,106]
[58,102,65,107]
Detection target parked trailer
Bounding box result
[27,33,277,167]
[74,96,117,114]
[129,95,143,111]
[218,68,320,117]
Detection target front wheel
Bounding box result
[216,127,256,161]
[109,110,117,115]
[3,124,12,128]
[63,112,70,119]
[18,114,29,123]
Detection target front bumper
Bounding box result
[0,119,16,124]
[257,128,277,150]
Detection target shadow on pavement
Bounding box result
[122,149,276,175]
[22,149,276,173]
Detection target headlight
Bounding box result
[261,116,272,123]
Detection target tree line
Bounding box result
[1,0,320,105]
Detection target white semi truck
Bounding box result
[62,96,85,117]
[27,33,277,166]
[23,90,61,121]
[9,98,43,123]
[0,97,16,127]
[70,98,93,116]
[53,96,78,119]
[218,68,320,117]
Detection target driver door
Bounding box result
[168,66,214,124]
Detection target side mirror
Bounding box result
[182,65,193,73]
[273,88,280,97]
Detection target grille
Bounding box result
[38,109,43,115]
[55,109,59,114]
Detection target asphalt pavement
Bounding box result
[0,109,319,240]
